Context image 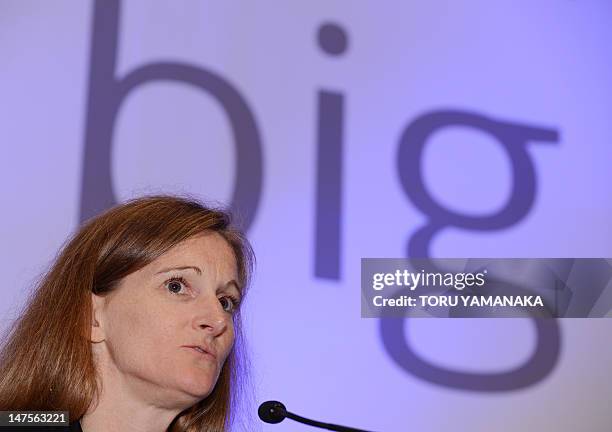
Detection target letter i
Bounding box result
[314,22,349,280]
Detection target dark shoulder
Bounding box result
[0,421,81,432]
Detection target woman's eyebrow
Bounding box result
[223,280,243,296]
[155,265,202,275]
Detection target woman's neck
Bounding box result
[81,352,191,432]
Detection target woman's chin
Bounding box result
[175,372,216,400]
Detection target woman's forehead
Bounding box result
[148,232,238,278]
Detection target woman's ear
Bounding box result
[90,292,107,343]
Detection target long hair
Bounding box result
[0,195,254,431]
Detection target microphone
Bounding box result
[258,400,375,432]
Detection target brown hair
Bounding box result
[0,195,254,431]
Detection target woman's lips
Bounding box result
[184,345,216,360]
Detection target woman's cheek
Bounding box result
[108,304,155,353]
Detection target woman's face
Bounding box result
[91,231,241,407]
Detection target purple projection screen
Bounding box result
[1,1,611,431]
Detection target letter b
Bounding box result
[80,0,263,231]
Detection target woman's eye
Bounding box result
[165,277,187,295]
[219,296,237,313]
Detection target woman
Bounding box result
[0,195,254,432]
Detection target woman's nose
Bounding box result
[192,295,230,336]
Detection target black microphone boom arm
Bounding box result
[258,400,376,432]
